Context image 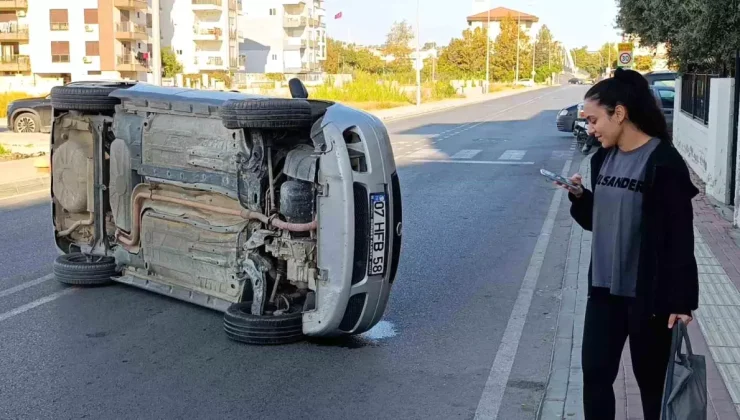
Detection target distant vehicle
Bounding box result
[556,104,578,132]
[515,79,535,87]
[643,71,678,88]
[7,94,51,133]
[651,85,675,133]
[568,78,582,85]
[7,80,136,133]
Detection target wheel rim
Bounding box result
[15,116,35,133]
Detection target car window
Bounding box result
[656,90,675,109]
[653,80,675,88]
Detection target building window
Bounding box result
[85,41,99,57]
[88,71,102,75]
[269,8,276,15]
[272,54,277,60]
[51,41,70,63]
[49,9,69,31]
[83,9,98,25]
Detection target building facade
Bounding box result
[239,0,326,74]
[160,0,243,75]
[466,6,540,41]
[23,0,151,83]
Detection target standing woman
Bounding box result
[557,68,700,420]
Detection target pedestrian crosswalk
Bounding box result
[398,147,574,165]
[498,150,527,161]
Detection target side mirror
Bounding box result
[288,78,309,99]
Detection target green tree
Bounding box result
[531,25,562,82]
[635,55,654,71]
[599,42,618,71]
[437,27,488,79]
[491,15,531,82]
[383,20,415,73]
[617,0,739,72]
[570,46,602,78]
[161,47,182,78]
[324,37,344,73]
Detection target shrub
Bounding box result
[312,72,411,104]
[0,92,35,118]
[0,144,9,155]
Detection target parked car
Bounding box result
[6,94,51,133]
[651,85,675,133]
[48,79,402,345]
[556,104,579,132]
[7,80,136,133]
[644,71,678,88]
[568,78,582,85]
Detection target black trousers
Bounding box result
[582,288,673,420]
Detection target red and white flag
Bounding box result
[334,11,342,19]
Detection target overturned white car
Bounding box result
[49,80,402,345]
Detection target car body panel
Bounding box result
[556,104,578,132]
[7,96,52,133]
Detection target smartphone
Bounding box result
[540,168,579,189]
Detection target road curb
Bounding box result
[0,176,50,199]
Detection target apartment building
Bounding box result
[239,0,326,74]
[0,0,29,76]
[22,0,152,83]
[466,6,541,41]
[160,0,243,75]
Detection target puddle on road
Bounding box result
[309,320,398,349]
[361,320,397,340]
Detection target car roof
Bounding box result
[109,82,266,106]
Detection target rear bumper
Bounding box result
[303,104,401,337]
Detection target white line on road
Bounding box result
[498,150,526,161]
[474,157,573,420]
[0,274,53,299]
[451,149,482,159]
[412,159,535,165]
[0,288,76,323]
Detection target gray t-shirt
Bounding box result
[592,138,659,297]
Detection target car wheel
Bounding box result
[50,82,133,112]
[13,112,40,133]
[219,98,313,130]
[223,301,304,345]
[53,253,118,286]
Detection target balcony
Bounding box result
[116,54,148,72]
[229,55,246,69]
[114,0,148,10]
[193,26,224,41]
[0,25,28,42]
[194,55,226,69]
[284,38,307,50]
[281,0,306,5]
[192,0,222,11]
[283,15,307,28]
[0,55,29,72]
[0,0,27,10]
[115,22,148,41]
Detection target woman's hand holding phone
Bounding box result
[554,173,584,197]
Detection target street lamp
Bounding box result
[415,0,421,106]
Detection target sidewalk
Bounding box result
[0,157,50,199]
[539,155,740,420]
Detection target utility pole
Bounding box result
[415,0,421,106]
[485,2,490,92]
[515,12,521,83]
[152,0,162,85]
[531,35,536,81]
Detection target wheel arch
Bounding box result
[10,107,40,127]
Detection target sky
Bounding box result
[324,0,623,51]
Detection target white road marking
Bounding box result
[412,159,534,165]
[0,274,53,299]
[473,158,573,420]
[498,150,526,161]
[0,288,76,323]
[451,149,482,159]
[407,149,443,159]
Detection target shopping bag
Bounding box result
[660,320,707,420]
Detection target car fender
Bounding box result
[10,107,40,126]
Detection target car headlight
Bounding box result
[559,109,568,116]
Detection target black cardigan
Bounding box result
[569,140,700,316]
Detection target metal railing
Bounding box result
[192,0,222,6]
[194,56,224,66]
[0,0,28,9]
[193,26,223,37]
[117,54,147,68]
[681,73,717,126]
[0,55,30,70]
[0,25,28,40]
[283,15,307,27]
[116,21,147,34]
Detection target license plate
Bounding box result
[368,192,388,277]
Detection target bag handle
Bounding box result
[661,320,692,419]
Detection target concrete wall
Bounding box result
[673,77,735,204]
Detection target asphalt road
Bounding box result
[0,86,590,420]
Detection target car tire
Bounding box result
[13,112,40,133]
[50,82,132,112]
[219,98,313,130]
[53,253,118,286]
[223,301,304,345]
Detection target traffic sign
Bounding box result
[617,43,633,68]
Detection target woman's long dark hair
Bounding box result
[584,68,671,143]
